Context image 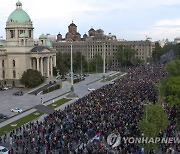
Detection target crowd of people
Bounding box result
[1,63,178,154]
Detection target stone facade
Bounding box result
[0,1,56,87]
[53,23,154,66]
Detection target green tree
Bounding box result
[115,45,136,67]
[172,43,180,59]
[152,42,163,61]
[160,59,180,130]
[160,60,180,106]
[115,45,125,66]
[62,52,71,71]
[160,77,180,105]
[88,54,103,73]
[138,120,159,152]
[73,52,87,73]
[20,69,45,88]
[56,52,88,75]
[138,103,168,153]
[56,52,69,76]
[165,60,180,77]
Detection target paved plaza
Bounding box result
[0,72,116,118]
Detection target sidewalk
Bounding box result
[0,72,116,129]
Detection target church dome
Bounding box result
[39,34,47,39]
[7,1,31,24]
[46,40,52,48]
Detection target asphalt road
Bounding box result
[0,72,115,117]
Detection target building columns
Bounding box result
[47,57,49,77]
[40,57,43,76]
[32,55,55,77]
[50,57,53,76]
[36,58,39,71]
[53,55,56,67]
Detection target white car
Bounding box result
[0,146,9,154]
[2,87,8,90]
[11,108,23,113]
[88,88,95,91]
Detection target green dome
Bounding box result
[39,34,47,39]
[19,33,28,38]
[7,1,31,24]
[46,40,52,48]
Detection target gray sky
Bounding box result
[0,0,180,41]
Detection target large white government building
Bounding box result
[0,1,56,87]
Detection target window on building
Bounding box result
[2,60,4,67]
[2,70,5,78]
[29,30,31,38]
[20,30,24,34]
[13,60,15,67]
[21,39,24,45]
[10,30,15,38]
[13,70,16,78]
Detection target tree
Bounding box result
[88,54,103,73]
[73,52,87,73]
[20,69,45,88]
[165,60,180,77]
[56,52,88,75]
[172,43,180,59]
[160,77,180,105]
[152,42,163,61]
[115,45,136,67]
[115,45,125,66]
[138,119,159,152]
[160,59,180,131]
[56,52,69,76]
[138,103,168,153]
[160,60,180,106]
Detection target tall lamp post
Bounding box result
[67,41,77,98]
[143,102,150,121]
[103,42,106,80]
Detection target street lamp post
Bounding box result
[103,42,106,80]
[70,42,74,92]
[67,41,77,98]
[143,102,150,121]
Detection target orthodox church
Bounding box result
[0,1,56,87]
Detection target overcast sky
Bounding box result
[0,0,180,41]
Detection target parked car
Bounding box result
[0,113,8,120]
[11,108,23,113]
[0,146,9,154]
[13,91,23,96]
[83,74,89,77]
[2,87,9,90]
[88,88,95,91]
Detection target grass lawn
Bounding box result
[48,98,71,109]
[0,98,72,136]
[104,72,123,81]
[0,111,43,136]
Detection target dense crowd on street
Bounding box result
[0,63,178,154]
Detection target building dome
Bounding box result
[39,34,47,39]
[7,1,31,24]
[69,21,77,27]
[46,40,52,48]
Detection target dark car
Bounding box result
[0,113,8,120]
[13,91,23,96]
